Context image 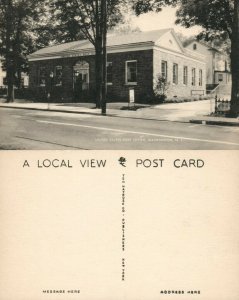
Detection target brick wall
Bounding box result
[29,56,95,102]
[29,47,205,102]
[106,50,154,102]
[29,49,154,103]
[153,49,206,98]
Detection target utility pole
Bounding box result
[101,0,107,115]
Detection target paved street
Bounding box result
[0,107,239,149]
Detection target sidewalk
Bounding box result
[0,98,239,126]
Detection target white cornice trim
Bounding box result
[154,45,206,64]
[29,42,205,63]
[107,44,154,54]
[29,56,62,62]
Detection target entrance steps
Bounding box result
[207,83,231,97]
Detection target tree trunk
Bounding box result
[94,0,102,108]
[230,0,239,115]
[16,18,23,90]
[7,67,14,102]
[6,0,14,102]
[95,41,102,108]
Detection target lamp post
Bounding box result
[47,71,54,110]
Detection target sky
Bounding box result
[131,6,202,37]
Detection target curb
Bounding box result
[0,105,107,117]
[190,119,239,127]
[0,104,190,124]
[2,105,238,126]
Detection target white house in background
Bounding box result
[0,58,29,88]
[185,41,231,89]
[0,58,6,87]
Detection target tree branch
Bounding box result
[82,1,96,39]
[72,0,95,44]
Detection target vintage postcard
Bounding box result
[0,1,239,299]
[0,151,239,300]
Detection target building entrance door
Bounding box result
[73,61,89,101]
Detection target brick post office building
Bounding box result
[28,28,206,103]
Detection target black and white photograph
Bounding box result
[0,0,238,150]
[1,2,239,300]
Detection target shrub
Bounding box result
[153,74,170,103]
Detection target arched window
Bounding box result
[73,60,89,91]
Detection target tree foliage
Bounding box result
[49,0,126,109]
[175,0,234,41]
[175,0,239,114]
[50,0,125,45]
[132,0,177,15]
[112,10,141,34]
[133,0,239,114]
[0,0,48,100]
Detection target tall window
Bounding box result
[126,61,137,84]
[218,73,223,82]
[192,68,196,86]
[39,67,46,86]
[107,62,113,84]
[161,61,167,80]
[183,66,188,85]
[173,63,178,84]
[199,69,203,86]
[55,66,62,86]
[193,43,197,50]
